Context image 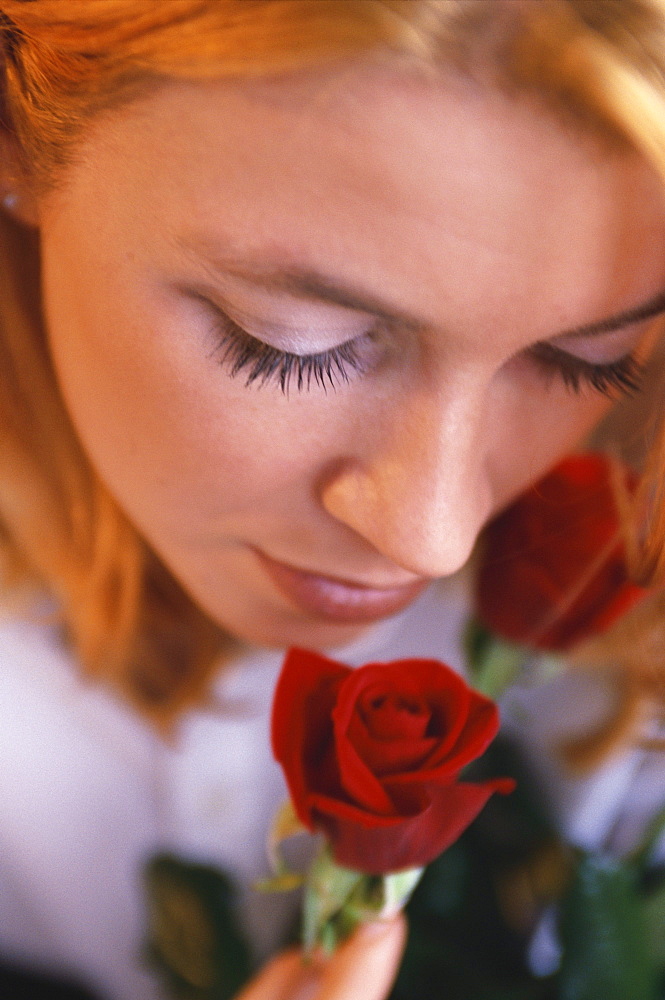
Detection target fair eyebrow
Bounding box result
[180,241,665,341]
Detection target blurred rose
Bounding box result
[475,454,646,650]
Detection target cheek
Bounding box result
[488,376,613,515]
[40,245,330,537]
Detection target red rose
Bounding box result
[271,648,513,875]
[476,453,646,651]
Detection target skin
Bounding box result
[236,916,406,1000]
[14,61,665,650]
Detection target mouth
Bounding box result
[254,549,430,624]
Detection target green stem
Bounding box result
[631,802,665,872]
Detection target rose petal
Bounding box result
[349,708,438,774]
[411,693,500,778]
[342,663,500,782]
[337,660,472,745]
[357,683,431,740]
[307,787,427,828]
[476,454,647,650]
[271,648,350,827]
[332,662,455,728]
[315,777,515,874]
[331,660,467,807]
[332,725,399,815]
[415,681,471,757]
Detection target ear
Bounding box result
[0,126,40,227]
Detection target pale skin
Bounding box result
[4,59,665,997]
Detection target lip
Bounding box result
[254,549,430,624]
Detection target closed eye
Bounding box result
[210,310,369,393]
[528,341,646,397]
[205,295,649,398]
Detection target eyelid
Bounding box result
[529,339,618,368]
[528,340,645,396]
[192,286,381,354]
[206,303,378,393]
[545,321,648,363]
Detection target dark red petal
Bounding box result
[414,693,500,777]
[475,454,645,650]
[307,789,426,828]
[335,660,471,741]
[331,659,467,802]
[348,707,438,775]
[417,680,472,756]
[356,683,431,740]
[332,720,398,815]
[271,647,350,827]
[315,777,515,874]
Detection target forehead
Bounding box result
[51,61,665,347]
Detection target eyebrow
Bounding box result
[182,241,665,341]
[183,246,423,327]
[559,288,665,339]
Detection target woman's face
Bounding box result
[32,62,665,649]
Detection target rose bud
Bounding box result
[271,648,514,876]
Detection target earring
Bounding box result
[1,192,18,211]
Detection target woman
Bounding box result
[0,1,663,998]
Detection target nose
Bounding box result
[320,378,492,579]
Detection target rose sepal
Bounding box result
[302,842,423,954]
[254,800,307,894]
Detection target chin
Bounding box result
[215,610,381,652]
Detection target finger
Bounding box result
[316,915,407,1000]
[234,915,407,1000]
[234,949,315,1000]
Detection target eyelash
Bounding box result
[211,313,367,392]
[210,308,646,399]
[530,342,646,398]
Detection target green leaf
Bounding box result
[144,854,252,1000]
[644,879,665,965]
[633,804,665,873]
[558,853,657,1000]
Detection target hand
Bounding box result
[235,915,407,1000]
